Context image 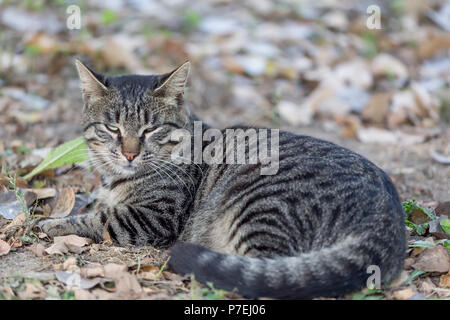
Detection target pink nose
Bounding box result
[122,151,138,161]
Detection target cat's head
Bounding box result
[75,60,191,176]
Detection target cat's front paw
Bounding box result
[37,219,69,237]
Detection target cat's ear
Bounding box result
[153,61,190,98]
[75,59,108,103]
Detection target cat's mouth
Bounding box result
[119,162,139,173]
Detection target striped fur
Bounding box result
[39,61,406,299]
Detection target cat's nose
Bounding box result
[122,151,138,162]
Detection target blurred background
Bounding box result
[0,0,449,202]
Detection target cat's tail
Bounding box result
[168,236,403,299]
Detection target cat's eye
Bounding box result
[105,124,120,133]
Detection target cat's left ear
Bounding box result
[153,61,190,98]
[75,59,108,104]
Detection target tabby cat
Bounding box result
[38,60,406,299]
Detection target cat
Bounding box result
[38,60,406,299]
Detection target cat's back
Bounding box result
[196,129,395,203]
[188,130,404,245]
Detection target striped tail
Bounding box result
[168,237,402,299]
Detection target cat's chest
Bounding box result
[98,185,130,207]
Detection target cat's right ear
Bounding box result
[75,59,108,103]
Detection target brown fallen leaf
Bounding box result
[55,271,102,290]
[420,278,437,295]
[139,270,160,281]
[54,234,92,247]
[74,288,97,300]
[440,273,450,288]
[63,257,78,271]
[418,34,450,60]
[114,272,142,299]
[45,242,69,255]
[8,212,26,228]
[17,283,45,300]
[68,244,86,254]
[361,91,392,124]
[393,287,415,300]
[104,263,128,278]
[91,288,117,300]
[22,188,56,200]
[435,202,450,217]
[0,239,11,256]
[412,245,450,273]
[27,242,46,257]
[81,264,105,278]
[50,188,75,218]
[0,174,27,189]
[409,208,431,225]
[334,114,361,139]
[10,238,22,248]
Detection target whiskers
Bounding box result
[140,153,199,199]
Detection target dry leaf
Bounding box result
[11,238,22,248]
[81,264,105,278]
[393,287,415,300]
[115,272,142,299]
[436,202,450,217]
[412,245,450,273]
[104,263,128,278]
[6,213,27,231]
[54,234,92,247]
[409,208,431,224]
[0,174,27,189]
[45,242,69,255]
[440,273,450,288]
[0,239,11,256]
[22,188,56,200]
[55,271,102,290]
[91,288,117,300]
[140,269,160,281]
[50,188,75,218]
[361,91,392,124]
[17,283,45,300]
[63,257,78,271]
[420,278,437,295]
[74,288,97,300]
[27,242,46,257]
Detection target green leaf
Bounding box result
[408,240,435,248]
[406,270,426,284]
[440,219,450,236]
[352,288,383,300]
[23,137,89,180]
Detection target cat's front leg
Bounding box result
[38,207,107,243]
[38,203,177,247]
